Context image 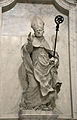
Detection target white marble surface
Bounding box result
[0,36,22,114]
[69,6,77,118]
[0,2,77,119]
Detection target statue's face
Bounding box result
[34,28,44,37]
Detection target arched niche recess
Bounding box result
[0,0,77,119]
[0,0,76,13]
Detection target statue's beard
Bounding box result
[34,33,44,38]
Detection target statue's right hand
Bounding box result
[26,32,33,53]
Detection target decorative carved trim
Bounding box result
[55,0,76,11]
[0,0,16,7]
[64,0,77,5]
[0,0,76,9]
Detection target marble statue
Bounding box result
[20,16,62,111]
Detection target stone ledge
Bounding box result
[0,113,18,120]
[19,110,58,120]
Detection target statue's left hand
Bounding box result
[49,56,59,67]
[55,82,62,93]
[50,50,59,59]
[51,50,59,67]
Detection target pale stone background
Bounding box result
[0,3,71,117]
[0,1,77,119]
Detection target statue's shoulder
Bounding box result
[32,36,51,50]
[41,38,51,50]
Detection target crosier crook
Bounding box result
[54,15,64,57]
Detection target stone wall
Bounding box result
[0,0,77,120]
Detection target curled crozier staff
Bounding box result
[54,15,64,57]
[53,15,64,92]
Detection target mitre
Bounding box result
[31,16,44,30]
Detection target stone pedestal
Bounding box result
[19,110,58,120]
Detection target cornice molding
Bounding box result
[0,0,16,7]
[0,0,76,11]
[64,0,77,5]
[55,0,76,11]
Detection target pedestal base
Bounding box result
[19,110,58,120]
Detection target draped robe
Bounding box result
[21,36,59,109]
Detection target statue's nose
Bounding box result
[38,31,40,34]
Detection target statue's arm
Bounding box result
[48,50,62,93]
[26,32,33,54]
[21,46,34,73]
[21,34,34,73]
[47,49,59,58]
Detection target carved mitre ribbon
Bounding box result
[31,16,44,30]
